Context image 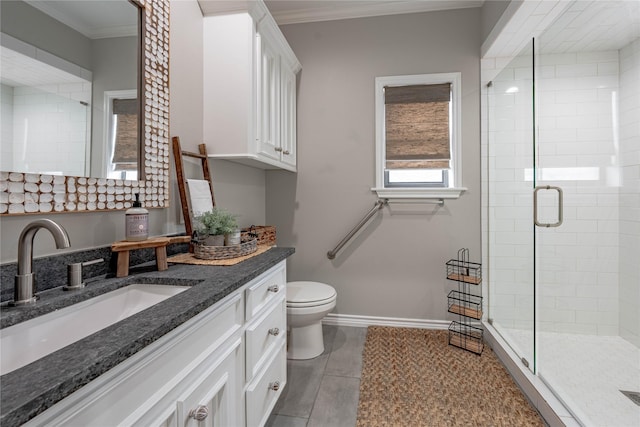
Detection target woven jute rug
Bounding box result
[356,326,544,427]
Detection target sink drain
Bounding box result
[620,390,640,406]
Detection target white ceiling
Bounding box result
[263,0,484,25]
[14,0,640,50]
[539,0,640,54]
[25,0,138,39]
[27,0,483,38]
[262,0,639,55]
[1,45,87,87]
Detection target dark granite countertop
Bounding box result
[0,247,294,427]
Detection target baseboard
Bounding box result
[322,313,450,330]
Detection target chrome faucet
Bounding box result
[12,219,71,306]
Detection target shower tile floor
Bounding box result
[498,327,640,427]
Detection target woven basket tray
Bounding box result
[241,225,276,246]
[194,239,257,260]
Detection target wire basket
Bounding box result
[447,290,483,320]
[448,321,484,355]
[446,259,482,285]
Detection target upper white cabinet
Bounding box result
[202,1,301,172]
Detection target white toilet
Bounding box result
[286,281,337,360]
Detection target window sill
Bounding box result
[371,187,467,199]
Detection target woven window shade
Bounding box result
[385,84,450,169]
[111,98,138,170]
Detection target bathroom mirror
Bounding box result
[0,0,170,214]
[1,0,139,179]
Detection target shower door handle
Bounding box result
[534,185,563,228]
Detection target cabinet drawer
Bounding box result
[245,261,285,321]
[246,343,286,427]
[245,298,286,381]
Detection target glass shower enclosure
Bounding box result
[486,1,640,426]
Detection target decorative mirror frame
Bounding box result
[0,0,169,215]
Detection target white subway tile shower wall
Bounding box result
[537,49,620,336]
[488,49,623,336]
[8,82,91,177]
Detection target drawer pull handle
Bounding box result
[283,150,290,155]
[274,147,283,152]
[269,381,280,391]
[267,285,279,293]
[188,405,209,421]
[268,327,280,336]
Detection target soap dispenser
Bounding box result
[125,193,149,241]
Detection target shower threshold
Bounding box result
[483,322,580,427]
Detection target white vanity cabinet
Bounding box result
[25,261,289,427]
[202,1,301,172]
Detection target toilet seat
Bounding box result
[287,294,337,308]
[287,281,337,308]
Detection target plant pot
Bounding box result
[225,230,241,246]
[202,234,225,246]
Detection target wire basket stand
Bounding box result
[446,248,483,355]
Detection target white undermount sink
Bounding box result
[0,283,189,375]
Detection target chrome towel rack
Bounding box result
[326,197,444,260]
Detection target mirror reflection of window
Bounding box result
[105,93,138,180]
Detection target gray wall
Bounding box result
[1,4,481,324]
[0,0,266,263]
[0,0,91,69]
[267,9,482,321]
[480,0,513,42]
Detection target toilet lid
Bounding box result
[287,281,336,305]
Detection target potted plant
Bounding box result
[194,208,238,246]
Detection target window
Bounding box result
[373,73,465,199]
[103,90,139,180]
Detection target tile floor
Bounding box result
[266,325,367,427]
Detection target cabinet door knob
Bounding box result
[188,405,209,421]
[274,147,283,152]
[269,381,280,391]
[283,150,290,155]
[267,285,279,293]
[268,327,280,336]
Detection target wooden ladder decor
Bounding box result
[172,136,216,247]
